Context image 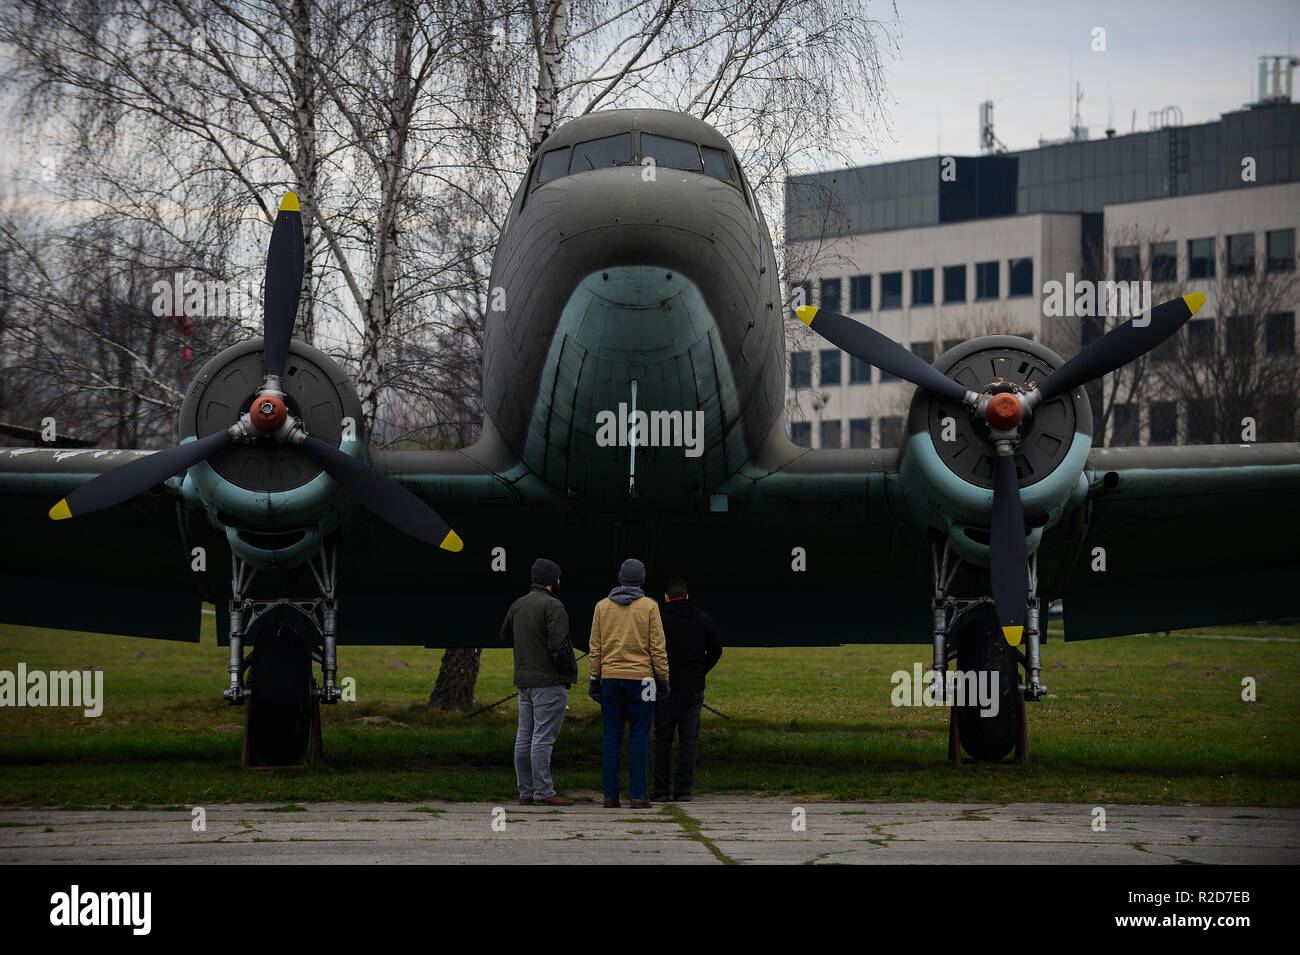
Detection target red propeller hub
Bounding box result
[985,393,1023,430]
[249,394,288,433]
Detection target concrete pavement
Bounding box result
[2,798,1296,864]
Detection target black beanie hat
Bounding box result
[531,558,561,587]
[618,558,646,587]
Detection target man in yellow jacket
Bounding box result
[587,558,669,808]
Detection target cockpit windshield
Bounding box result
[641,134,702,173]
[571,133,634,172]
[533,131,739,192]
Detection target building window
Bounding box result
[1226,315,1254,357]
[1188,238,1215,279]
[1113,245,1139,282]
[1149,401,1177,445]
[974,261,999,300]
[943,264,966,303]
[942,338,962,354]
[790,351,811,388]
[879,416,904,447]
[911,341,935,363]
[820,277,842,313]
[849,356,872,384]
[1263,392,1297,441]
[790,421,811,447]
[819,349,841,386]
[1266,312,1295,355]
[849,274,871,311]
[1188,318,1214,359]
[1267,229,1295,273]
[849,418,872,448]
[1008,258,1033,298]
[911,268,934,306]
[1150,241,1177,283]
[1186,398,1217,444]
[1111,404,1138,446]
[880,271,903,309]
[820,419,842,449]
[1227,233,1255,276]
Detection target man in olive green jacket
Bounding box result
[502,557,577,805]
[587,558,669,808]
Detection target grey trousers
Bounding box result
[515,685,568,799]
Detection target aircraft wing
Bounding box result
[1057,443,1300,640]
[0,447,206,641]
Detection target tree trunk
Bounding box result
[428,647,482,711]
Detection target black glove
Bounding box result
[656,680,670,702]
[588,677,601,703]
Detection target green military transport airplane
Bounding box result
[2,109,1297,765]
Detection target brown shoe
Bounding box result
[518,797,533,805]
[629,798,652,809]
[539,795,574,806]
[603,799,620,808]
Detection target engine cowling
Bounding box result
[177,338,365,568]
[898,335,1093,567]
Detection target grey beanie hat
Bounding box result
[618,558,646,587]
[531,558,562,587]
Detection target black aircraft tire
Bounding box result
[246,624,314,766]
[955,610,1022,762]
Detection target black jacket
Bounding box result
[501,585,577,688]
[660,598,722,693]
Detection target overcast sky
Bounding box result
[852,0,1297,165]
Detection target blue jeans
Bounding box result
[600,678,655,801]
[515,685,568,800]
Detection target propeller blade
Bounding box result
[295,435,462,551]
[49,429,233,521]
[263,192,305,377]
[989,452,1027,646]
[795,306,968,401]
[1036,292,1205,400]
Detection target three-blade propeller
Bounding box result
[50,193,463,553]
[795,291,1205,642]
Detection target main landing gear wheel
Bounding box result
[953,609,1023,762]
[242,622,322,767]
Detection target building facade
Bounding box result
[783,100,1299,449]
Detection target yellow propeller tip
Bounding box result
[1182,291,1206,314]
[440,530,463,552]
[49,499,72,521]
[794,304,818,326]
[1002,625,1023,647]
[279,192,300,212]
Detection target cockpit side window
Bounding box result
[641,133,703,173]
[537,147,571,184]
[569,133,634,172]
[701,145,733,182]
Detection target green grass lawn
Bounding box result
[1,615,1297,807]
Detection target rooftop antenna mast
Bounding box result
[979,100,1007,154]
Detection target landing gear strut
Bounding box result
[931,540,1044,762]
[224,543,342,766]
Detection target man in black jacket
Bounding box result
[651,577,722,802]
[501,558,577,806]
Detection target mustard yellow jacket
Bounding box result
[588,595,670,682]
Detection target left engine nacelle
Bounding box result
[177,338,365,568]
[897,335,1093,567]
